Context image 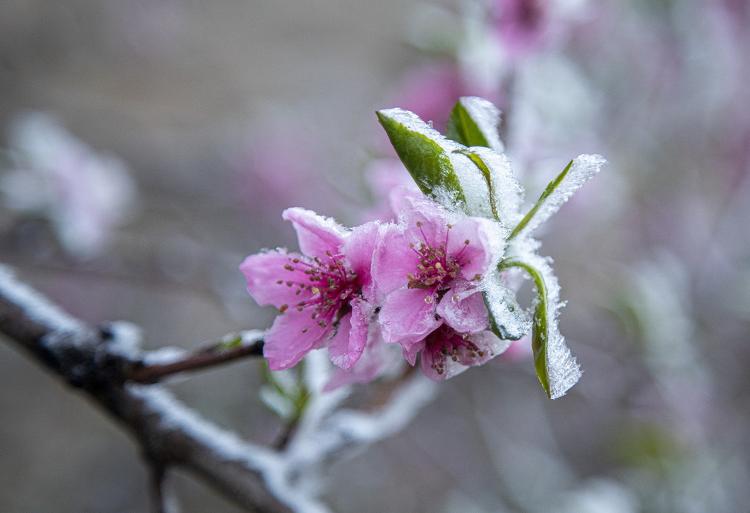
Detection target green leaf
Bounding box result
[498,256,581,399]
[376,108,466,206]
[446,97,503,151]
[509,154,605,240]
[500,259,551,394]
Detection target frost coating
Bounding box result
[0,264,84,336]
[512,251,581,399]
[105,321,143,359]
[512,154,606,239]
[130,384,333,513]
[465,146,524,230]
[483,271,531,340]
[450,151,494,218]
[459,96,505,153]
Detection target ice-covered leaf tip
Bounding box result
[446,96,505,153]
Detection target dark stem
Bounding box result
[129,336,264,384]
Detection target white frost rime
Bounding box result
[515,154,606,239]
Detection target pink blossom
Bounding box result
[393,63,500,132]
[240,208,379,371]
[372,194,506,378]
[491,0,551,58]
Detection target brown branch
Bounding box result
[129,335,265,384]
[0,267,292,513]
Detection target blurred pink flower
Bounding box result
[234,128,337,218]
[240,208,379,371]
[491,0,550,58]
[393,63,500,132]
[1,113,137,258]
[362,158,420,222]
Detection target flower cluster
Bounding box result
[241,192,510,385]
[241,99,604,398]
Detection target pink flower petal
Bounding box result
[282,207,347,258]
[328,299,369,370]
[448,216,503,281]
[379,287,442,349]
[239,250,313,309]
[371,225,420,298]
[395,194,450,248]
[263,311,329,370]
[402,339,425,366]
[436,283,489,333]
[324,325,402,391]
[343,221,380,299]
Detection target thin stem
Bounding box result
[129,334,264,384]
[149,462,180,513]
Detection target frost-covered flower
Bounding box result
[420,324,510,380]
[1,113,137,257]
[240,208,380,371]
[372,193,507,377]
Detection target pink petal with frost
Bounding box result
[239,250,313,309]
[282,207,347,258]
[371,225,420,298]
[401,199,450,248]
[323,326,402,391]
[343,221,380,299]
[328,299,369,370]
[263,311,329,370]
[436,284,489,334]
[402,339,425,366]
[448,216,503,280]
[379,287,442,348]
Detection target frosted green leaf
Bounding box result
[509,154,606,240]
[376,108,466,208]
[499,254,581,399]
[446,96,504,153]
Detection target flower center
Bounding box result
[425,326,484,376]
[406,222,467,290]
[276,251,358,332]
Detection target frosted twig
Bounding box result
[129,331,265,383]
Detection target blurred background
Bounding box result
[1,0,749,511]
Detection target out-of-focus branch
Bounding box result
[0,265,438,513]
[0,266,292,513]
[129,332,265,384]
[149,462,179,513]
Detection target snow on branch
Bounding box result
[0,265,435,512]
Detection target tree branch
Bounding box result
[0,266,293,513]
[129,333,265,384]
